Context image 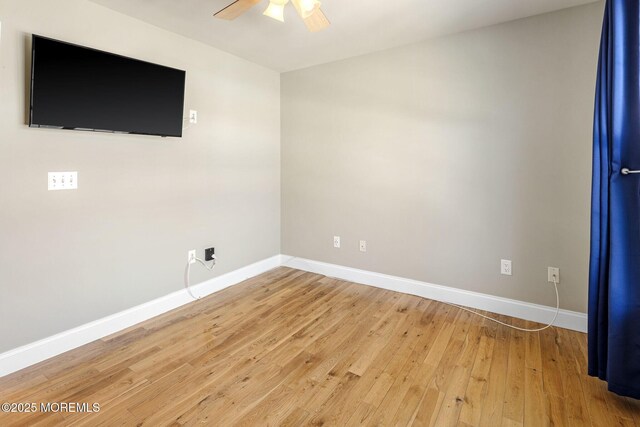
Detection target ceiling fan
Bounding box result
[213,0,330,32]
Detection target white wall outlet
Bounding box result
[501,259,512,276]
[189,110,198,124]
[48,172,78,191]
[359,240,367,252]
[333,236,341,248]
[548,267,560,284]
[187,250,196,264]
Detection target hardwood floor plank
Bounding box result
[279,406,310,426]
[539,328,565,398]
[478,319,511,426]
[459,334,495,427]
[432,323,482,426]
[365,352,425,426]
[409,386,442,427]
[503,329,526,425]
[545,391,569,427]
[555,328,591,427]
[524,366,548,427]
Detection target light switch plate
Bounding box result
[48,172,78,191]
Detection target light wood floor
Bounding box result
[1,267,639,426]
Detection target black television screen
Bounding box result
[29,35,186,137]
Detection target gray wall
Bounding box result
[281,3,603,313]
[0,0,281,352]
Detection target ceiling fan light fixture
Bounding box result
[213,0,329,32]
[263,0,289,22]
[298,0,321,18]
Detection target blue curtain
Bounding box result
[589,0,640,399]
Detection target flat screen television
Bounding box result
[29,35,186,137]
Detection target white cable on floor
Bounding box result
[184,256,217,300]
[444,275,560,332]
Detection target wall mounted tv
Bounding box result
[29,35,186,137]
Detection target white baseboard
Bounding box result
[0,255,283,378]
[0,253,587,378]
[281,256,587,333]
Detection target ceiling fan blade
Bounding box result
[303,9,330,32]
[291,0,330,32]
[214,0,262,20]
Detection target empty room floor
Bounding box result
[0,267,638,426]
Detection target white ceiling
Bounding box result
[89,0,599,72]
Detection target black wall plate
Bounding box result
[205,247,215,261]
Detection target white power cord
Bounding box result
[445,274,560,332]
[184,255,217,300]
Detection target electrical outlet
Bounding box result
[205,247,215,261]
[548,267,560,284]
[189,110,198,124]
[48,172,78,191]
[501,259,512,276]
[359,240,367,252]
[187,250,196,264]
[333,236,341,248]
